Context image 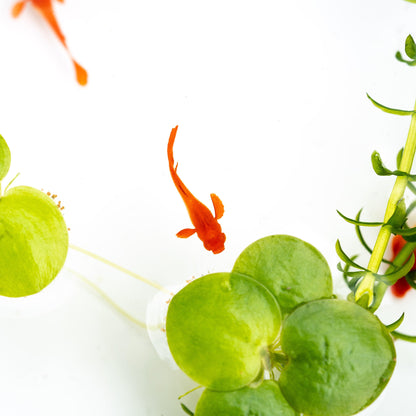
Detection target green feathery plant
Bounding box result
[337,35,416,344]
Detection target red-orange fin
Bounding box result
[56,0,65,3]
[211,193,224,220]
[176,228,196,238]
[12,1,26,18]
[73,60,88,86]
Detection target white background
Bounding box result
[0,0,415,414]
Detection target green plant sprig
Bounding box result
[396,35,416,66]
[337,95,416,308]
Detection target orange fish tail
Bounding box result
[12,1,27,18]
[73,60,88,86]
[167,125,179,170]
[35,1,67,47]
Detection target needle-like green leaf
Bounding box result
[397,148,404,168]
[180,403,194,416]
[405,271,416,289]
[391,330,416,342]
[367,94,415,115]
[354,210,393,265]
[336,209,383,227]
[374,254,415,285]
[335,240,367,271]
[385,313,405,332]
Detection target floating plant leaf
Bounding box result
[0,186,68,296]
[367,94,415,116]
[194,381,299,416]
[166,272,282,391]
[232,235,332,315]
[278,299,396,416]
[0,134,11,181]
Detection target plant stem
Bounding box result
[356,100,416,307]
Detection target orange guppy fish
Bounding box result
[168,126,226,254]
[12,0,88,86]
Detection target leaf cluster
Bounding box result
[396,35,416,66]
[337,95,416,310]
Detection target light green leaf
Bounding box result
[195,382,299,416]
[396,148,404,169]
[0,134,11,182]
[0,186,68,297]
[279,299,396,416]
[405,35,416,59]
[367,94,415,116]
[232,235,333,315]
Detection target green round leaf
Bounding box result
[0,186,68,297]
[0,134,11,181]
[232,235,332,315]
[166,272,282,391]
[278,299,396,416]
[195,381,299,416]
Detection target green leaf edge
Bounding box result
[374,254,415,285]
[181,403,195,416]
[385,313,405,332]
[335,240,367,271]
[372,151,416,181]
[367,94,415,116]
[336,209,383,227]
[405,35,416,59]
[0,134,11,182]
[405,271,416,289]
[395,51,416,66]
[391,330,416,342]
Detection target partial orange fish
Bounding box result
[168,125,226,254]
[12,0,88,86]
